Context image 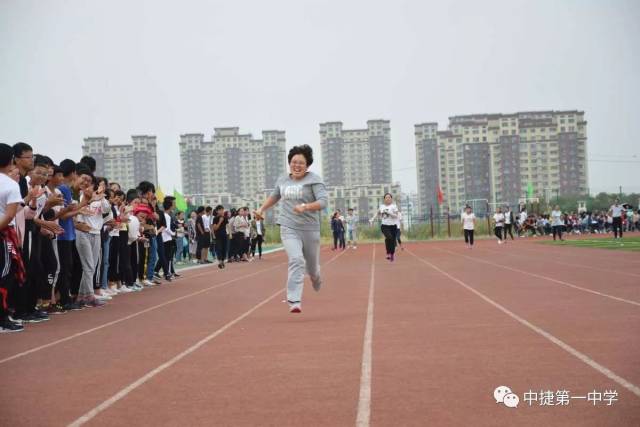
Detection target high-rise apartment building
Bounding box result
[179,127,286,198]
[82,135,158,190]
[320,120,392,187]
[415,110,588,214]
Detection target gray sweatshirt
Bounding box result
[270,172,328,231]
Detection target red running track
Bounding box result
[1,239,639,426]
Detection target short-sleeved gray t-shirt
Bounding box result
[270,172,328,231]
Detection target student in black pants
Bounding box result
[212,205,229,269]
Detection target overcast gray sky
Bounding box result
[1,0,639,194]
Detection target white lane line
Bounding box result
[356,244,376,427]
[483,245,640,279]
[67,288,285,427]
[68,249,347,426]
[519,242,640,265]
[0,262,285,365]
[407,248,640,399]
[437,248,640,307]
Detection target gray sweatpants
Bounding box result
[280,226,321,304]
[75,231,101,299]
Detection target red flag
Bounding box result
[437,185,444,205]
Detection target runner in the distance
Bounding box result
[255,145,327,314]
[461,205,476,249]
[369,193,399,261]
[493,207,505,245]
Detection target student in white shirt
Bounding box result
[503,206,514,240]
[0,144,25,332]
[370,193,400,261]
[461,205,476,248]
[493,207,505,244]
[608,198,624,239]
[550,205,564,241]
[75,177,110,306]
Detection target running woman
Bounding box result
[369,193,399,261]
[550,205,564,241]
[461,205,476,249]
[255,145,327,314]
[493,207,505,245]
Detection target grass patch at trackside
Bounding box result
[538,235,640,252]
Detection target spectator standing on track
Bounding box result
[195,206,209,263]
[212,205,229,269]
[493,207,505,245]
[609,199,624,239]
[250,213,264,259]
[346,208,358,249]
[461,205,476,249]
[175,211,185,264]
[369,193,400,261]
[331,211,345,250]
[503,206,515,241]
[187,211,197,262]
[255,144,327,314]
[231,207,250,262]
[0,143,25,332]
[551,205,564,241]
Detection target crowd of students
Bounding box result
[459,200,638,248]
[487,200,639,244]
[508,201,638,240]
[188,205,265,269]
[0,142,264,333]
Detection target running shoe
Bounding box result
[154,272,162,279]
[143,279,156,287]
[0,320,24,333]
[390,253,395,262]
[289,303,302,313]
[173,273,181,278]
